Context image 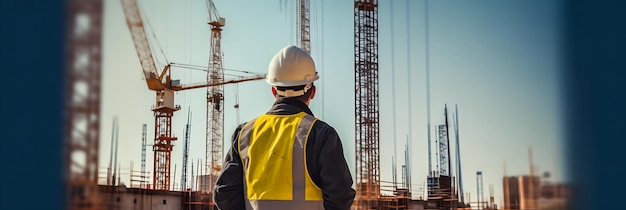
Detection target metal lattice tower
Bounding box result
[437,124,448,176]
[206,16,225,180]
[354,0,380,209]
[296,0,311,53]
[152,100,178,190]
[445,104,452,178]
[206,2,225,209]
[65,0,104,209]
[141,123,147,188]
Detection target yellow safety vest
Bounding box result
[238,112,323,209]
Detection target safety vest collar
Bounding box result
[267,98,314,116]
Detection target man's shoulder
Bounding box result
[311,118,338,134]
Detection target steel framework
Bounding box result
[206,2,225,209]
[437,124,448,176]
[141,123,147,188]
[64,0,104,209]
[296,0,311,53]
[152,103,178,190]
[206,18,225,180]
[354,0,380,209]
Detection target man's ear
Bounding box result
[271,86,277,97]
[309,85,316,100]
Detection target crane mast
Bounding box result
[354,0,380,209]
[297,0,311,54]
[205,1,225,209]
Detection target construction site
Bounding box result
[64,0,569,209]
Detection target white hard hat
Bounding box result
[266,45,319,88]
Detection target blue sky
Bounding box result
[100,0,565,206]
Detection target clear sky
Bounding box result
[100,0,565,206]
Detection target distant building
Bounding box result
[503,175,569,210]
[503,176,521,209]
[519,175,540,209]
[503,175,540,210]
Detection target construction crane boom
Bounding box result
[121,0,171,91]
[173,75,265,91]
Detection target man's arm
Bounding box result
[308,122,356,210]
[213,125,245,210]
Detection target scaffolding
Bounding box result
[437,124,448,176]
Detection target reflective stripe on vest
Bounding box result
[238,112,323,210]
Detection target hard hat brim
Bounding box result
[266,74,319,87]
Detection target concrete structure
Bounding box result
[99,185,183,210]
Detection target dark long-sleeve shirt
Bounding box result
[213,98,356,210]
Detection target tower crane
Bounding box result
[120,0,265,191]
[205,1,225,208]
[205,0,225,185]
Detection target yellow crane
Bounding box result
[120,0,264,191]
